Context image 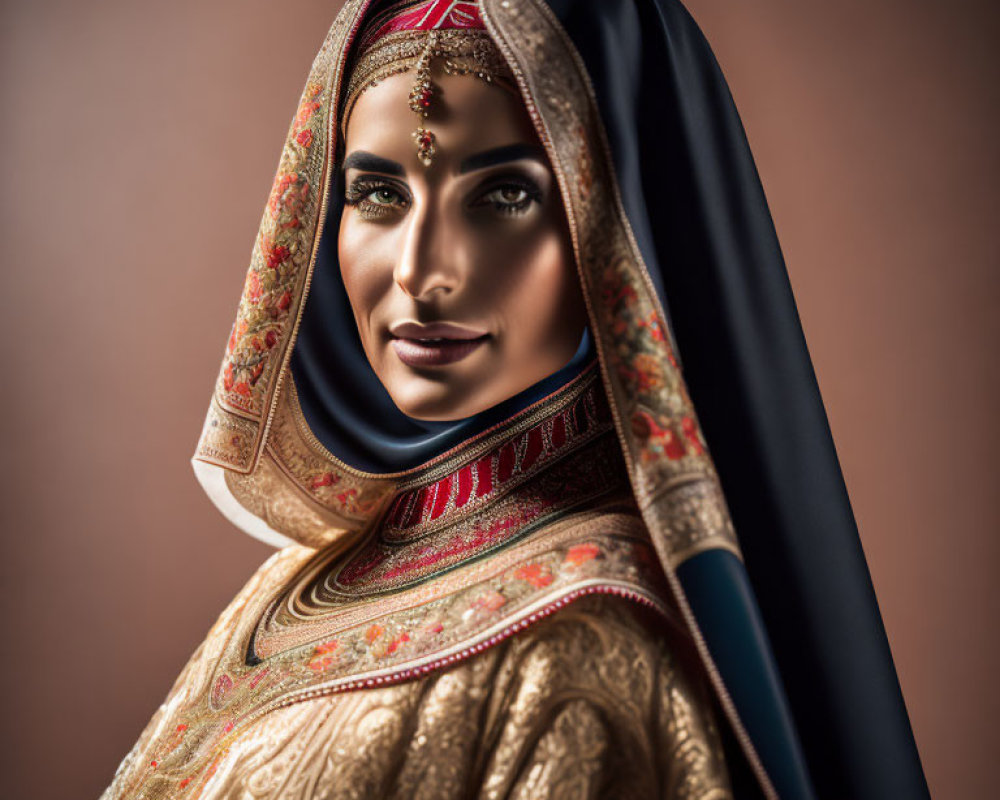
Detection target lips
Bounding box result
[388,321,490,367]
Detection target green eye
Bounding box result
[370,188,401,205]
[345,177,410,220]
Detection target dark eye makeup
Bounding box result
[342,170,544,221]
[469,173,544,216]
[343,175,411,220]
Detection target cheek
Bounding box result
[487,225,582,345]
[338,215,397,335]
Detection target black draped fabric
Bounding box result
[544,1,928,797]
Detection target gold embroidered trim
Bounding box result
[341,29,517,135]
[194,0,370,472]
[223,453,366,551]
[103,516,679,799]
[248,363,603,547]
[326,435,626,596]
[254,507,663,661]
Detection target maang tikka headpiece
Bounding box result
[343,0,517,166]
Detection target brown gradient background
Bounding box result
[1,1,996,797]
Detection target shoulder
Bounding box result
[486,592,705,721]
[445,594,733,799]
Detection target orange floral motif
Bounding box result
[564,543,601,566]
[631,410,686,461]
[268,172,309,225]
[245,271,263,304]
[295,129,314,148]
[263,238,291,270]
[625,352,665,394]
[595,257,700,470]
[307,639,340,672]
[365,624,384,644]
[268,173,294,216]
[639,311,667,343]
[294,99,322,130]
[514,563,554,588]
[681,416,705,455]
[469,590,506,614]
[311,471,340,490]
[227,319,249,354]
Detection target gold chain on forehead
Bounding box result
[342,29,516,165]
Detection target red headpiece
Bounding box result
[357,0,486,50]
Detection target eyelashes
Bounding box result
[343,177,411,221]
[470,176,543,216]
[343,173,543,221]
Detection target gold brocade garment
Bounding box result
[104,373,731,799]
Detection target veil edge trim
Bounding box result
[192,459,297,549]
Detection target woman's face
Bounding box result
[339,68,587,421]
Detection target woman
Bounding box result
[102,1,928,798]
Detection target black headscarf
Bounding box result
[542,1,928,797]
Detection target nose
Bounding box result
[393,199,460,300]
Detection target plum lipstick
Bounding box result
[389,321,490,367]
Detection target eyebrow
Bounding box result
[342,151,404,175]
[459,143,546,174]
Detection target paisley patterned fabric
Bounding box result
[102,592,731,800]
[102,375,732,798]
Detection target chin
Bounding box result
[390,391,482,422]
[386,375,497,422]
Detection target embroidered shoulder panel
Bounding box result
[109,513,675,799]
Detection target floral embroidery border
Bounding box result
[115,517,673,799]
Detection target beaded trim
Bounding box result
[342,29,516,164]
[271,584,662,702]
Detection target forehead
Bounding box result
[343,69,538,166]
